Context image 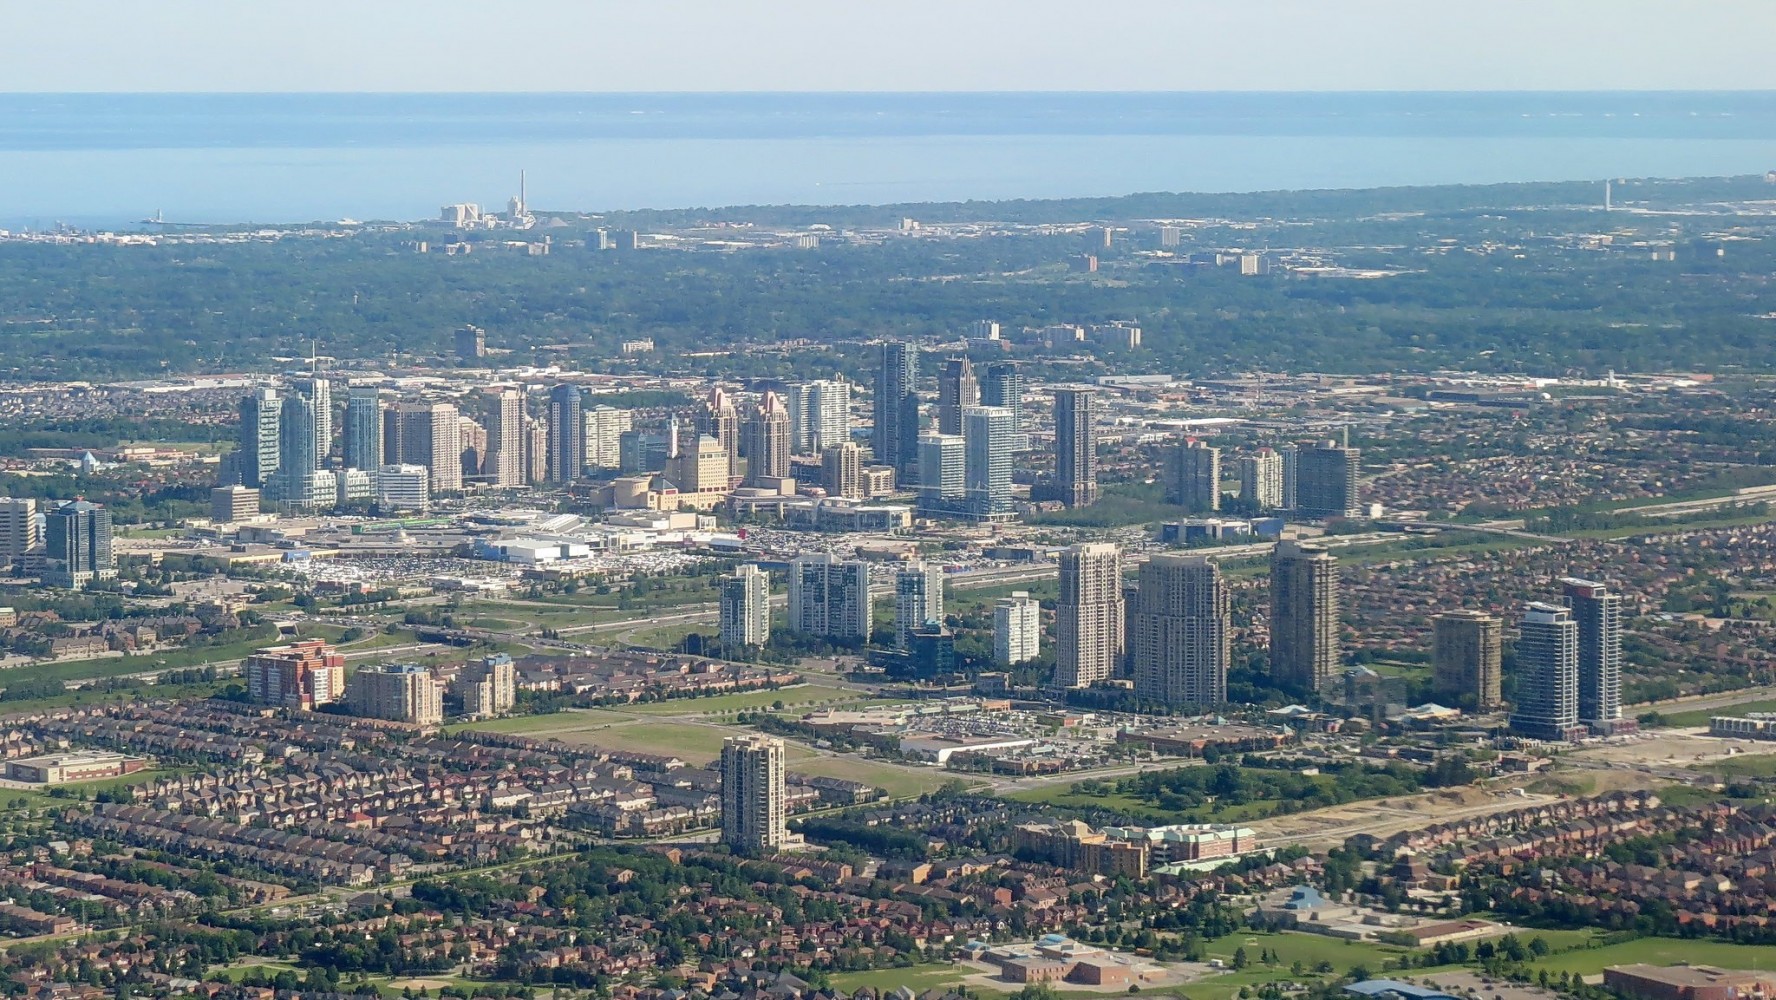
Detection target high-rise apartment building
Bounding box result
[1280,443,1299,511]
[721,735,787,855]
[1564,578,1624,732]
[1056,542,1123,688]
[238,388,281,489]
[272,392,320,509]
[743,391,793,485]
[584,405,633,471]
[546,385,583,483]
[343,386,383,471]
[821,441,863,499]
[994,591,1041,666]
[457,653,516,718]
[1131,554,1229,707]
[787,379,851,454]
[244,639,345,710]
[524,415,549,484]
[293,377,332,466]
[455,324,486,361]
[0,497,39,564]
[916,433,966,515]
[393,401,462,494]
[43,499,114,590]
[1295,442,1361,519]
[721,564,771,648]
[1239,448,1285,510]
[963,405,1016,522]
[937,357,980,436]
[788,553,872,640]
[346,663,445,725]
[696,387,740,476]
[981,361,1027,450]
[874,342,920,480]
[1053,387,1099,508]
[1269,540,1340,693]
[483,388,525,487]
[894,562,945,651]
[1165,439,1221,512]
[1511,602,1581,741]
[1432,610,1504,710]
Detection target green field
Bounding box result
[621,683,862,716]
[1526,938,1776,976]
[444,708,638,735]
[828,966,977,995]
[1700,753,1776,780]
[0,625,281,690]
[1662,697,1776,728]
[787,754,960,798]
[1006,776,1280,825]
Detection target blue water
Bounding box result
[1,92,1773,225]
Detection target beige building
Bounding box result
[1165,439,1221,512]
[458,653,517,717]
[821,441,863,499]
[1433,610,1503,709]
[346,663,444,725]
[721,734,786,854]
[1057,542,1123,688]
[1130,554,1228,707]
[1270,540,1340,693]
[667,433,733,509]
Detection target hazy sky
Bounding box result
[7,0,1776,93]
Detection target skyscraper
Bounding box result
[1432,610,1504,710]
[787,379,851,454]
[1295,441,1361,519]
[483,388,525,487]
[874,342,920,480]
[699,387,740,476]
[788,553,872,640]
[1239,448,1285,510]
[524,415,549,485]
[916,433,966,515]
[455,324,486,361]
[0,497,40,565]
[1279,443,1300,510]
[461,414,489,483]
[721,735,787,855]
[743,391,793,485]
[273,391,320,509]
[1056,542,1123,688]
[43,500,114,590]
[994,591,1041,666]
[1511,602,1580,741]
[1053,387,1099,508]
[1564,578,1624,732]
[397,401,463,494]
[584,405,633,471]
[293,376,332,466]
[342,386,383,471]
[1131,554,1229,708]
[821,441,863,500]
[546,385,583,483]
[981,361,1027,449]
[962,405,1016,521]
[937,356,979,436]
[1165,439,1221,512]
[238,388,281,489]
[1269,540,1340,693]
[720,564,771,648]
[894,562,945,651]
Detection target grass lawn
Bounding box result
[787,755,959,798]
[1006,773,1282,826]
[1700,754,1776,780]
[620,684,859,716]
[828,965,976,995]
[5,625,283,689]
[548,719,763,762]
[1184,931,1424,1000]
[1526,938,1776,976]
[1663,697,1776,728]
[444,708,638,735]
[5,767,192,808]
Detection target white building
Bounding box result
[584,405,633,471]
[894,562,945,651]
[375,464,430,513]
[720,563,771,647]
[788,553,871,640]
[994,591,1041,666]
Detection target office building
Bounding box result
[1270,540,1340,693]
[1511,602,1581,741]
[238,388,281,489]
[1053,387,1099,508]
[1295,441,1361,519]
[821,441,863,499]
[458,654,515,718]
[1564,578,1624,732]
[0,497,40,564]
[937,356,979,436]
[874,342,920,480]
[894,562,945,651]
[1131,554,1229,707]
[994,591,1041,666]
[721,563,771,648]
[42,500,114,590]
[455,324,486,361]
[1165,439,1221,512]
[245,639,345,710]
[483,388,525,487]
[698,387,740,476]
[1240,448,1285,510]
[584,405,632,471]
[391,401,462,494]
[342,386,383,471]
[210,486,258,524]
[787,379,851,454]
[962,404,1016,521]
[1433,610,1504,710]
[721,734,787,855]
[916,433,966,514]
[375,464,430,513]
[788,553,872,640]
[743,391,793,485]
[546,385,583,483]
[981,361,1026,449]
[1056,542,1123,688]
[346,663,445,726]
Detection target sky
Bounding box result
[5,0,1776,93]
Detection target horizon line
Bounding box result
[2,88,1776,97]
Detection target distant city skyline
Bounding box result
[4,1,1775,94]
